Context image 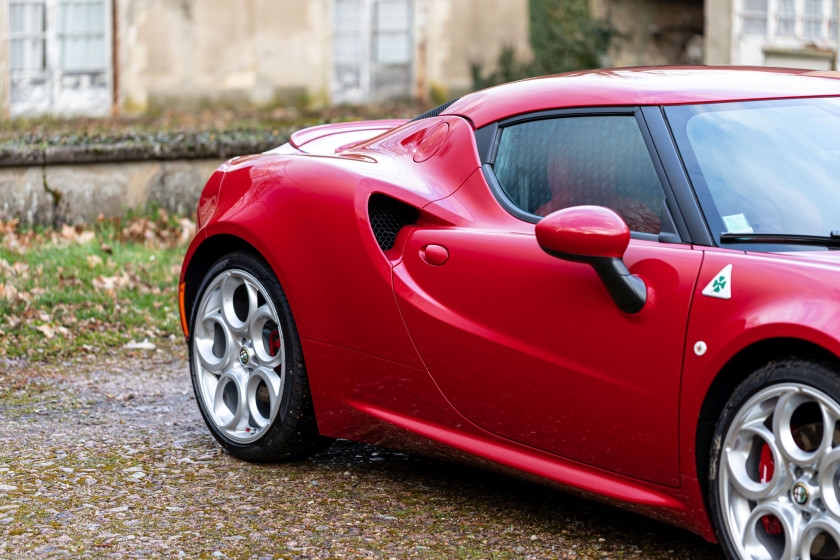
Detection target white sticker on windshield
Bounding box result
[722,213,754,234]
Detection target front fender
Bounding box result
[680,250,840,481]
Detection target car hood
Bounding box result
[764,250,840,267]
[288,119,408,155]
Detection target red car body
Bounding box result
[179,67,840,543]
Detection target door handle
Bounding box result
[420,244,449,266]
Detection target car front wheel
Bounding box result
[711,359,840,560]
[188,251,328,462]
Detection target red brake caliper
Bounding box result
[269,330,282,358]
[759,443,783,535]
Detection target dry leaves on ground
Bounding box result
[0,210,193,359]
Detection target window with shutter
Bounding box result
[7,0,111,116]
[332,0,413,104]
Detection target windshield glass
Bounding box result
[665,98,840,240]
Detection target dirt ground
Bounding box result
[0,344,724,559]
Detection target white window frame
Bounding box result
[736,0,838,44]
[735,0,840,68]
[331,0,415,105]
[7,0,112,117]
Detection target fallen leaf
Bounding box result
[86,255,103,268]
[122,339,156,350]
[34,324,55,339]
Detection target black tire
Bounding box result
[188,251,331,462]
[709,358,840,560]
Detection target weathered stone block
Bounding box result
[0,159,221,226]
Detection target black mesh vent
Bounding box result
[368,194,418,251]
[409,97,461,122]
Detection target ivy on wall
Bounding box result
[471,0,612,90]
[529,0,612,75]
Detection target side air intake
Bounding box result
[368,194,419,251]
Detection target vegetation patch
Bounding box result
[471,0,613,90]
[0,207,191,363]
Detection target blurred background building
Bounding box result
[0,0,837,118]
[707,0,838,69]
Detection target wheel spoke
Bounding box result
[726,422,786,501]
[250,303,284,368]
[212,372,244,430]
[244,281,259,325]
[813,400,837,460]
[773,391,824,467]
[220,273,240,331]
[194,312,231,373]
[220,273,258,333]
[199,283,222,316]
[819,449,840,518]
[743,502,796,560]
[247,367,284,429]
[800,515,840,559]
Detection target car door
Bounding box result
[393,110,703,486]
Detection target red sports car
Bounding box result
[179,67,840,560]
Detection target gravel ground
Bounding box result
[0,345,724,559]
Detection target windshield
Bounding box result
[665,98,840,242]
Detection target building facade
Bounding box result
[0,0,530,117]
[4,0,838,118]
[706,0,840,68]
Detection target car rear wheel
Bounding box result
[189,251,328,462]
[711,359,840,560]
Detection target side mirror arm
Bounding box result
[541,248,647,314]
[589,257,647,314]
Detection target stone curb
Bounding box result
[0,133,291,167]
[0,131,294,226]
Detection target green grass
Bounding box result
[0,209,188,361]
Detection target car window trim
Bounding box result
[476,107,689,243]
[641,106,713,246]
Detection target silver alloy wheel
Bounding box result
[720,383,840,560]
[192,269,286,444]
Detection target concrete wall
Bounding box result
[704,0,733,64]
[0,1,7,117]
[0,159,221,226]
[118,0,530,110]
[424,0,531,97]
[0,0,530,114]
[593,0,705,67]
[118,0,332,111]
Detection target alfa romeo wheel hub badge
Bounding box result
[792,482,809,505]
[239,347,249,366]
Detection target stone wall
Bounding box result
[0,159,221,227]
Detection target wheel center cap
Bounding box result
[792,482,809,505]
[239,347,250,366]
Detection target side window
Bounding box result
[493,115,666,235]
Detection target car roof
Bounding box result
[441,66,840,129]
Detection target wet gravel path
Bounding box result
[0,348,724,559]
